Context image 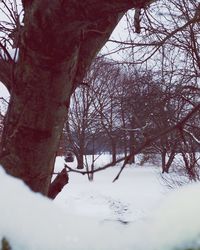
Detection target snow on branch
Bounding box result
[183,129,200,145]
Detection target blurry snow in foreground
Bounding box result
[148,183,200,250]
[0,157,200,249]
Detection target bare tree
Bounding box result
[66,83,99,169]
[1,0,199,194]
[90,59,122,164]
[0,0,153,195]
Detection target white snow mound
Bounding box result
[0,165,200,250]
[146,182,200,250]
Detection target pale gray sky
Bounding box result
[0,83,9,98]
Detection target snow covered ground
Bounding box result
[55,156,166,223]
[0,155,200,250]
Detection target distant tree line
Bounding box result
[60,56,200,182]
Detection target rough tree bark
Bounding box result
[0,0,152,195]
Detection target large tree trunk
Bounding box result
[161,148,167,171]
[111,140,117,165]
[77,154,84,170]
[0,0,151,195]
[0,49,73,194]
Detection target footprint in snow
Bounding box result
[107,199,131,222]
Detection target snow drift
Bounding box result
[0,165,200,250]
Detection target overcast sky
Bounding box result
[0,83,9,98]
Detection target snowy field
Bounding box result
[55,155,166,223]
[0,155,200,250]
